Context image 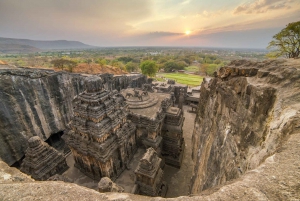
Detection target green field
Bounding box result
[157,73,203,86]
[184,66,199,72]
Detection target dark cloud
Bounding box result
[0,0,152,41]
[233,0,293,14]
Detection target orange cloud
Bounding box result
[233,0,294,15]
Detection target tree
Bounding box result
[268,21,300,58]
[97,59,107,67]
[66,60,77,72]
[214,59,221,64]
[85,58,93,64]
[163,61,185,72]
[125,61,138,72]
[51,58,77,72]
[140,60,158,77]
[117,56,133,63]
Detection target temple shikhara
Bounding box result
[134,147,167,197]
[63,76,136,180]
[20,136,68,181]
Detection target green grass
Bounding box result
[154,77,164,82]
[157,73,203,86]
[184,66,199,72]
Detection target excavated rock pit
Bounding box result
[0,68,146,166]
[0,59,300,200]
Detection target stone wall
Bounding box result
[0,69,145,166]
[190,59,300,193]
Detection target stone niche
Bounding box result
[63,75,137,181]
[20,136,68,181]
[134,148,167,197]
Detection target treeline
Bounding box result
[1,48,228,75]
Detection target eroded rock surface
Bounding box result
[98,177,124,193]
[0,69,84,166]
[191,59,300,194]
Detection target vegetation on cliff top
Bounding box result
[268,21,300,58]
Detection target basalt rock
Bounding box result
[98,177,124,193]
[191,59,300,193]
[0,69,145,166]
[0,69,84,166]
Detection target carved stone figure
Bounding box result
[133,88,140,97]
[141,91,148,96]
[137,94,143,101]
[126,92,133,98]
[142,84,154,92]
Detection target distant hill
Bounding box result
[0,43,40,53]
[0,37,94,53]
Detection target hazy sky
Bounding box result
[0,0,299,48]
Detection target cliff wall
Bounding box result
[191,59,300,193]
[0,69,145,166]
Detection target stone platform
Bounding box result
[124,89,159,109]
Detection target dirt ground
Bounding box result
[115,148,145,193]
[63,154,98,190]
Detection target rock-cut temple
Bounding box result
[63,75,186,196]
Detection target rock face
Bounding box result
[191,59,300,193]
[98,177,124,193]
[0,69,145,166]
[20,136,68,180]
[0,69,84,166]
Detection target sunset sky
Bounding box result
[0,0,299,48]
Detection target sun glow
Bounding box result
[185,30,191,35]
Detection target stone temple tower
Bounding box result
[134,147,167,197]
[63,76,137,180]
[20,136,68,181]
